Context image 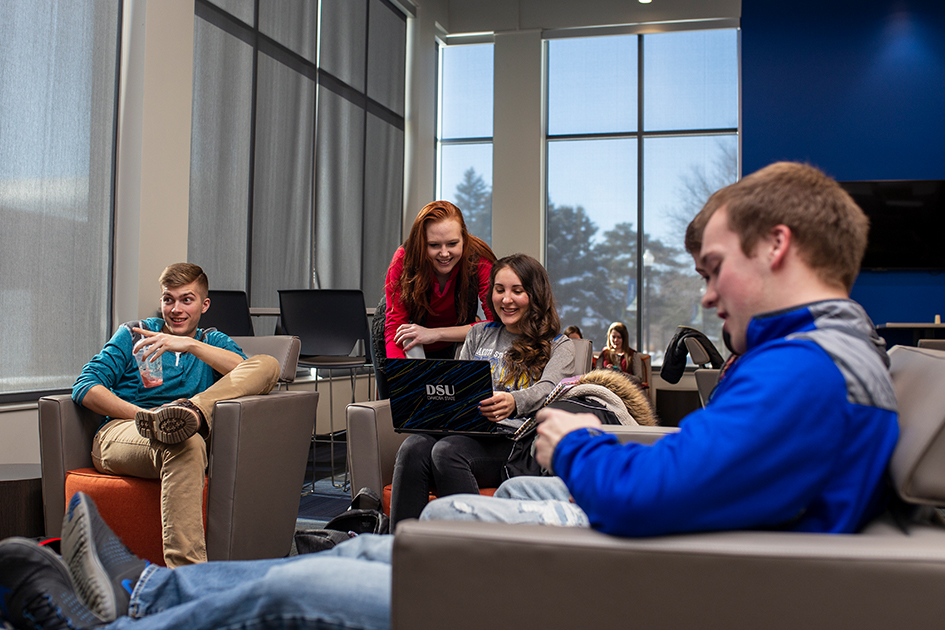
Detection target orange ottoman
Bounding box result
[382,484,497,517]
[64,468,207,566]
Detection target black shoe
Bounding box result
[61,492,148,623]
[135,398,203,444]
[0,537,104,630]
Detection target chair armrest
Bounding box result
[38,394,102,537]
[602,424,679,444]
[230,335,301,383]
[205,390,317,561]
[347,400,407,500]
[392,519,945,630]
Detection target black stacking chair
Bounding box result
[278,289,373,490]
[203,290,255,337]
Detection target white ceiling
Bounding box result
[440,0,741,35]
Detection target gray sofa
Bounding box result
[390,344,945,629]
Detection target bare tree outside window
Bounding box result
[645,138,738,358]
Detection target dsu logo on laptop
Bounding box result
[425,384,456,400]
[387,358,498,435]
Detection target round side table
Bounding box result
[0,463,45,539]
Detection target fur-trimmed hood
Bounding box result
[546,369,657,426]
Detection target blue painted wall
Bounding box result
[741,0,945,325]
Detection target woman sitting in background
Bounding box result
[390,254,576,530]
[597,321,646,387]
[382,200,496,360]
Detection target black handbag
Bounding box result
[324,486,390,535]
[293,487,390,555]
[293,528,353,554]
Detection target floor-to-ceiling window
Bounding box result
[436,41,494,246]
[545,28,739,360]
[189,0,407,321]
[0,1,121,400]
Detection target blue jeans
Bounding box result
[108,534,394,630]
[419,476,590,527]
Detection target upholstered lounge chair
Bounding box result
[391,345,945,630]
[39,335,316,565]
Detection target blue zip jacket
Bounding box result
[553,300,899,536]
[73,317,246,418]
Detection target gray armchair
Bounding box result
[390,344,945,630]
[39,335,316,563]
[572,338,593,374]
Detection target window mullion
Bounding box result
[636,34,645,351]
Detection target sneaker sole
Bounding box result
[134,407,198,444]
[61,494,119,622]
[0,538,105,627]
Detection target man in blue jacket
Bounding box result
[70,263,280,567]
[424,161,899,536]
[0,165,899,630]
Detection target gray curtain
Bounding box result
[189,0,406,318]
[251,54,315,302]
[0,0,120,395]
[188,16,253,291]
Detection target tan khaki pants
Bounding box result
[91,354,280,567]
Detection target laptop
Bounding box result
[386,358,507,436]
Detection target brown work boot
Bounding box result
[134,399,204,444]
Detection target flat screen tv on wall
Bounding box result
[838,179,945,271]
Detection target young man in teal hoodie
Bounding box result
[71,263,280,567]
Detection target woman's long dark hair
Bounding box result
[399,201,496,322]
[490,254,561,385]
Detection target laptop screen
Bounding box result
[386,358,499,435]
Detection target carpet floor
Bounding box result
[297,476,352,527]
[295,438,353,528]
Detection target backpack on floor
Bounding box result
[324,486,390,535]
[293,487,390,555]
[293,528,354,554]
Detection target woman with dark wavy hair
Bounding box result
[390,253,577,529]
[383,201,496,360]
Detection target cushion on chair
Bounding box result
[381,484,498,517]
[888,346,945,506]
[64,468,208,566]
